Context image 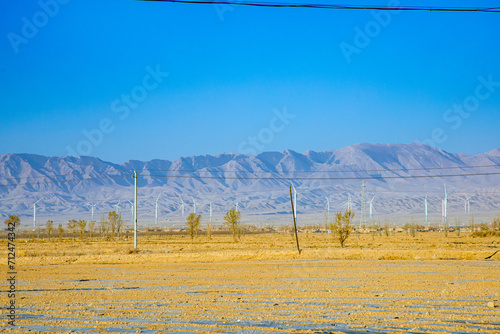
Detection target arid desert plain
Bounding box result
[1,232,499,333]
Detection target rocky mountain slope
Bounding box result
[1,143,499,227]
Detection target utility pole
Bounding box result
[292,185,298,225]
[289,185,301,255]
[134,170,138,249]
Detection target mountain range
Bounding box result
[1,143,499,227]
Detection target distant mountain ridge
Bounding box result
[1,143,499,226]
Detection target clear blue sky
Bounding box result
[1,0,499,163]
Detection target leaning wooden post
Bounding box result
[289,185,301,254]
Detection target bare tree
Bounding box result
[108,211,121,239]
[46,220,54,241]
[88,221,95,240]
[329,209,354,248]
[206,218,213,240]
[58,223,64,240]
[99,212,108,240]
[186,213,201,241]
[224,208,241,242]
[77,220,87,240]
[68,219,78,239]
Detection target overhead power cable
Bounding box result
[2,164,498,181]
[139,0,500,13]
[142,171,500,181]
[1,168,499,188]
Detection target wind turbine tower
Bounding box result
[179,197,185,220]
[209,202,213,223]
[325,196,330,217]
[155,192,163,225]
[89,202,99,222]
[425,194,428,226]
[192,196,196,214]
[465,197,470,216]
[33,199,42,228]
[369,196,375,220]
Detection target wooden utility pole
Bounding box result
[289,185,301,254]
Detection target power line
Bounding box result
[3,164,498,181]
[142,171,500,181]
[143,164,500,174]
[1,168,499,188]
[139,0,500,13]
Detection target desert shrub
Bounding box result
[186,213,201,241]
[470,231,500,238]
[329,209,354,248]
[224,208,241,242]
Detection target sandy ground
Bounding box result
[1,232,499,333]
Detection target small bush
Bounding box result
[470,231,500,238]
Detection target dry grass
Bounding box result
[2,231,499,265]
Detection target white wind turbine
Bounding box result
[179,197,185,220]
[192,196,196,214]
[442,184,448,225]
[209,202,213,223]
[424,194,428,225]
[88,202,99,222]
[115,200,121,214]
[325,196,330,217]
[464,196,470,216]
[368,196,375,220]
[33,198,42,228]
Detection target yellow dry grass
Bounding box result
[3,231,499,265]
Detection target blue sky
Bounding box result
[1,0,499,163]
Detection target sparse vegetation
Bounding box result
[77,219,87,240]
[383,222,390,237]
[4,215,20,228]
[46,220,54,241]
[185,213,201,241]
[68,219,78,239]
[206,218,213,240]
[58,223,64,240]
[88,221,95,240]
[108,211,122,239]
[329,209,354,248]
[224,208,241,242]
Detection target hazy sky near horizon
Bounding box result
[1,0,499,163]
